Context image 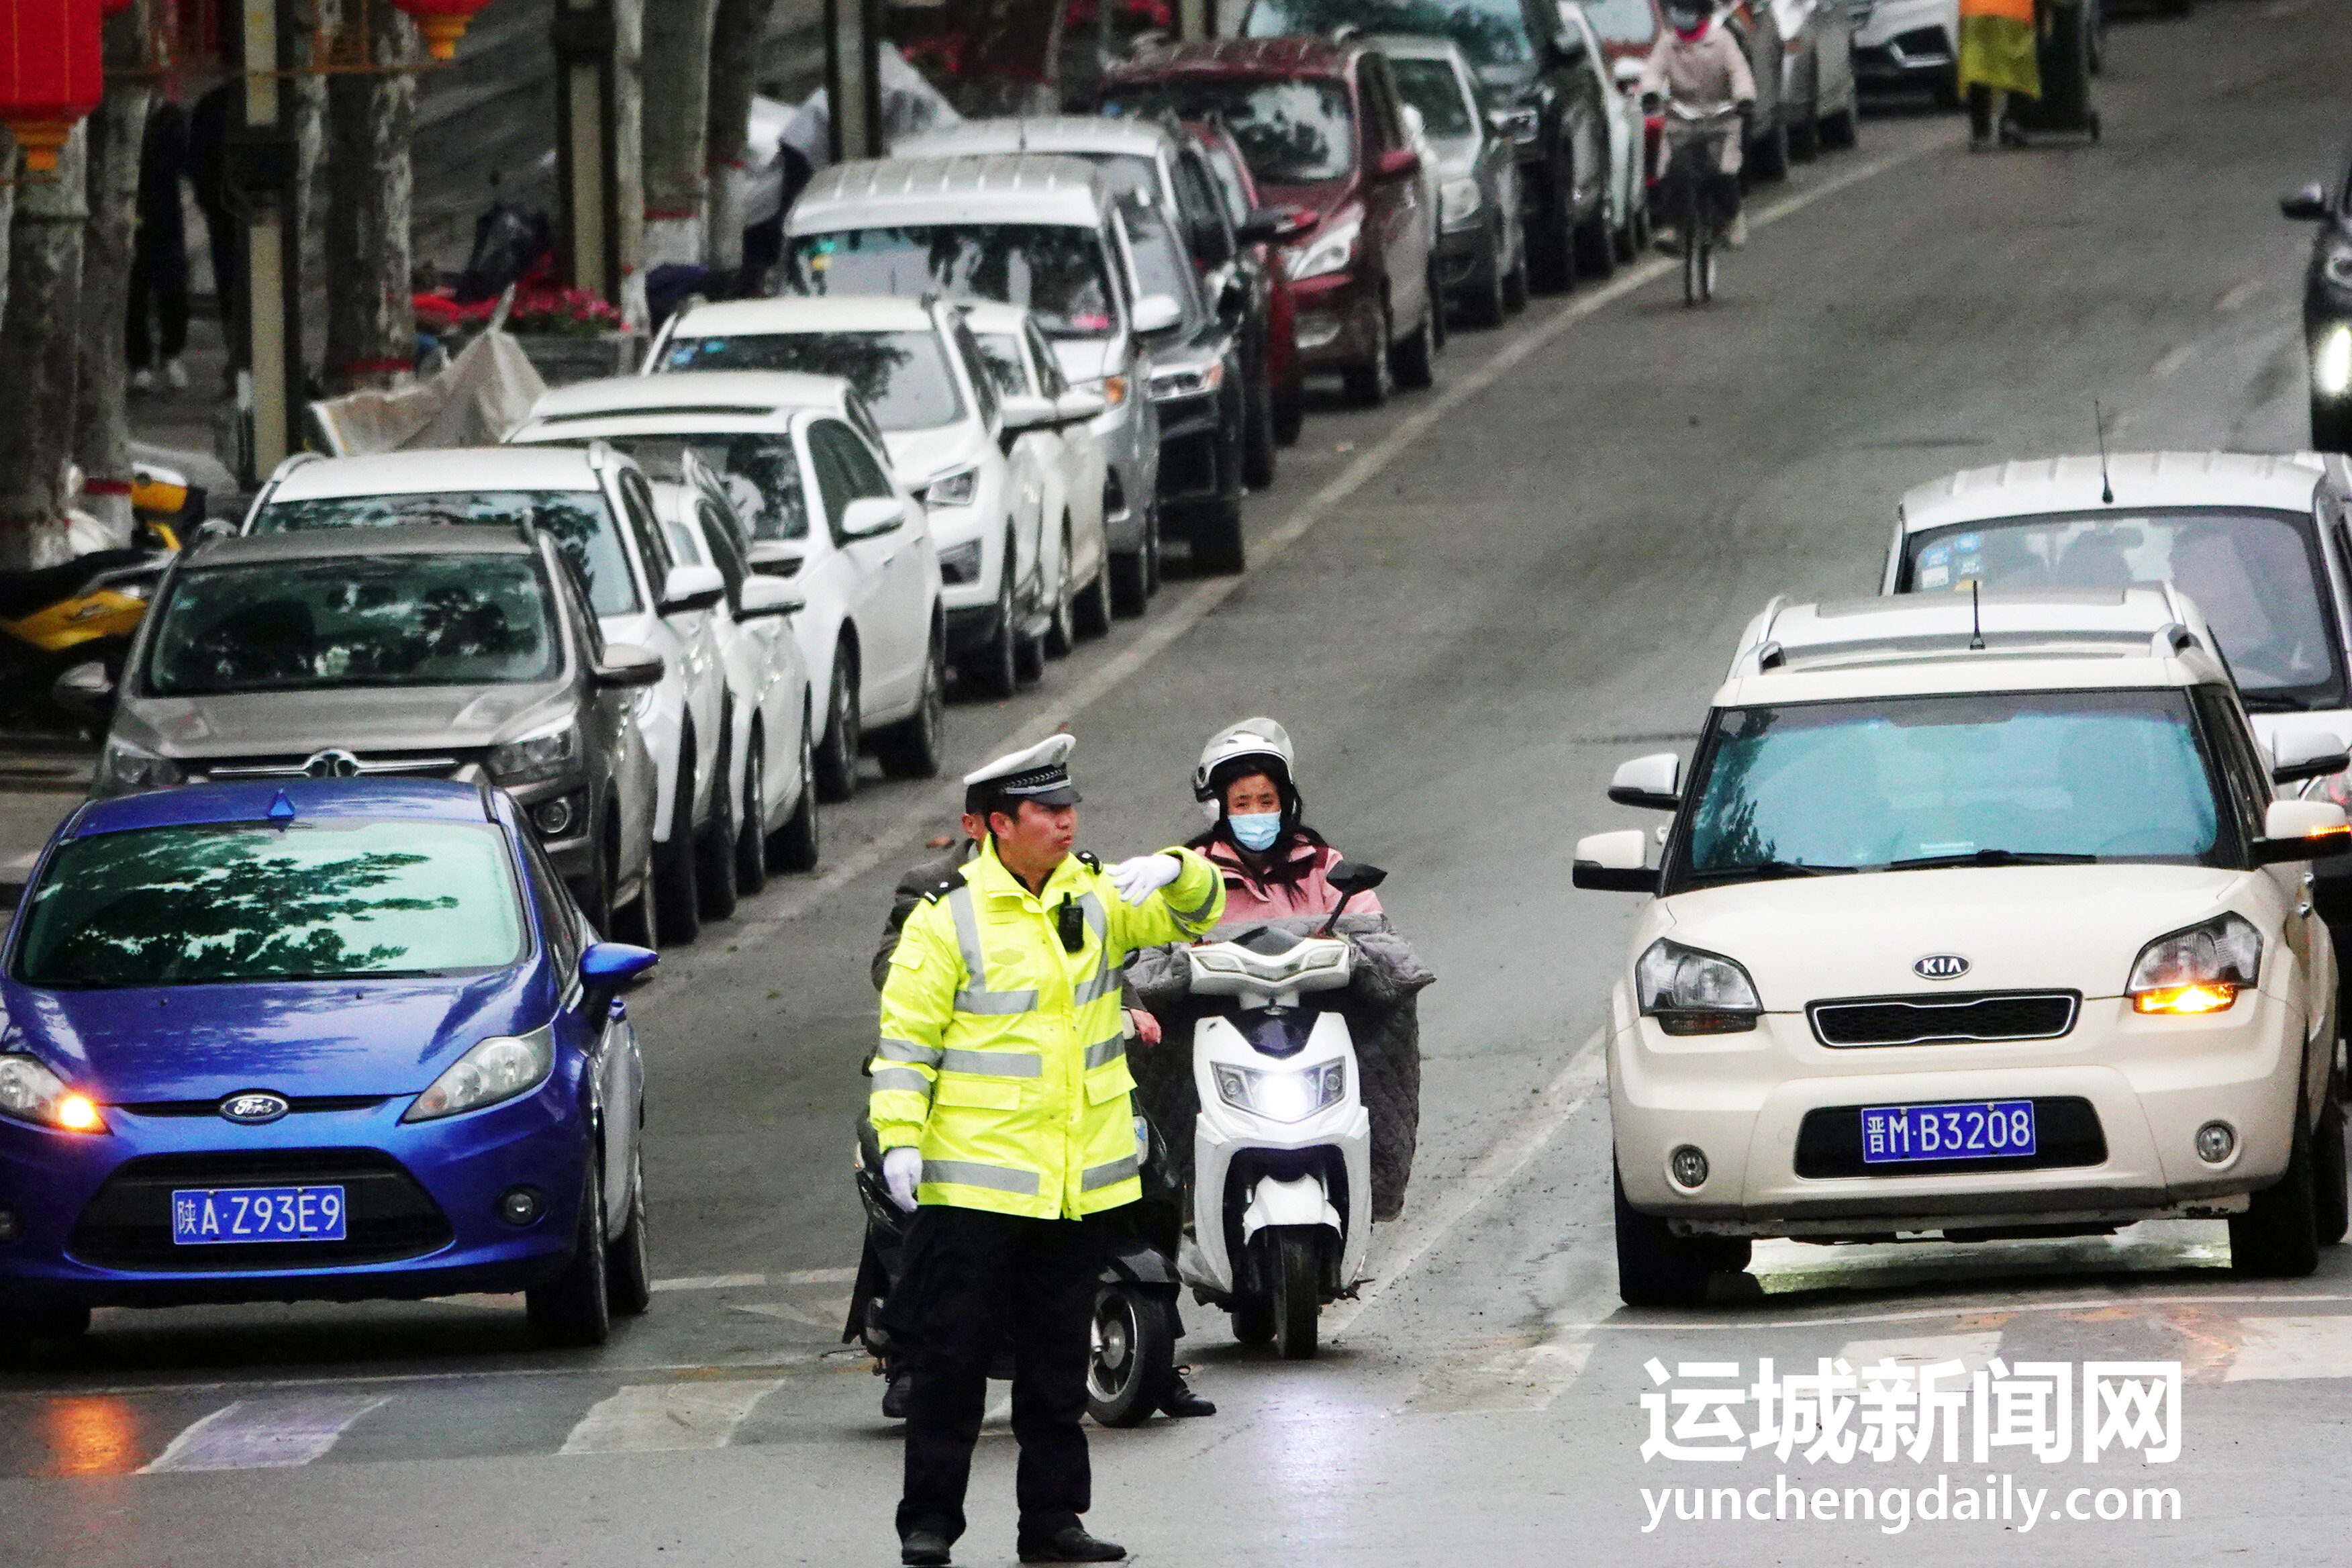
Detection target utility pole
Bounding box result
[228,0,305,486]
[554,0,644,320]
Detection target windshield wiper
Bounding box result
[1885,849,2097,871]
[2239,692,2311,712]
[1689,859,1855,883]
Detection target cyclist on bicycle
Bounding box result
[1639,3,1757,250]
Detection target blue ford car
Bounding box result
[0,778,656,1346]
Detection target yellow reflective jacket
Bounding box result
[871,840,1224,1218]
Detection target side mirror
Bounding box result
[2271,724,2350,785]
[1000,392,1061,433]
[736,575,805,618]
[1487,105,1539,144]
[1191,221,1235,268]
[2281,183,2331,222]
[1325,859,1389,897]
[581,940,658,994]
[747,540,806,577]
[660,563,726,615]
[1607,753,1682,810]
[1375,146,1420,181]
[52,660,116,720]
[593,642,665,689]
[1056,387,1108,423]
[2255,798,2352,864]
[841,495,908,536]
[1238,206,1312,245]
[1131,293,1183,334]
[1573,828,1654,891]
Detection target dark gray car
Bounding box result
[84,526,665,933]
[1378,34,1528,328]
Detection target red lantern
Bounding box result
[0,0,103,175]
[391,0,493,61]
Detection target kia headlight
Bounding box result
[0,1055,105,1132]
[487,720,579,786]
[2316,324,2352,399]
[97,736,182,793]
[1148,358,1224,401]
[925,466,980,508]
[1212,1059,1346,1123]
[1636,938,1763,1034]
[2128,913,2261,1015]
[1440,177,1483,226]
[403,1026,555,1122]
[1287,209,1363,282]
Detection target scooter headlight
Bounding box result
[1212,1059,1345,1123]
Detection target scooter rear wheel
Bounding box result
[1086,1284,1177,1427]
[1269,1228,1321,1361]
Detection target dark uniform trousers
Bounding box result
[895,1202,1120,1545]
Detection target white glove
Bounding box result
[1108,852,1181,906]
[883,1146,922,1212]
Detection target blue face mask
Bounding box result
[1229,812,1283,852]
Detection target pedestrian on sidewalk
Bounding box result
[1959,0,2041,150]
[128,93,192,393]
[872,734,1224,1566]
[187,81,244,377]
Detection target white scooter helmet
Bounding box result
[1192,718,1297,824]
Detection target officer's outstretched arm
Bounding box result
[1110,846,1225,951]
[872,908,959,1150]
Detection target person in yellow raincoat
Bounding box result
[1957,0,2040,150]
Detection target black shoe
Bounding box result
[881,1371,913,1420]
[1159,1371,1215,1418]
[1017,1524,1126,1563]
[901,1528,952,1566]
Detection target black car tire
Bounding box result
[695,727,738,923]
[1110,544,1150,617]
[1750,117,1791,181]
[1043,523,1076,658]
[1425,266,1448,353]
[874,623,946,779]
[733,731,768,897]
[1391,299,1435,391]
[1144,503,1163,595]
[1344,298,1394,406]
[610,808,657,946]
[1272,374,1305,446]
[1465,224,1510,328]
[963,569,1020,699]
[528,1159,613,1347]
[1267,1228,1320,1361]
[1574,199,1615,279]
[575,827,616,934]
[1932,68,1962,111]
[1790,97,1822,162]
[607,1148,653,1317]
[652,750,701,947]
[2312,399,2352,455]
[1073,551,1113,640]
[1527,156,1578,293]
[1242,363,1277,489]
[2231,1098,2322,1278]
[1085,1285,1177,1428]
[1192,495,1246,575]
[814,644,861,802]
[1821,101,1859,150]
[767,704,822,871]
[1501,236,1530,313]
[1614,1163,1724,1307]
[8,1300,90,1344]
[2318,1084,2349,1247]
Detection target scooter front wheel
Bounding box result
[1229,1292,1276,1347]
[1269,1228,1322,1361]
[1086,1284,1176,1426]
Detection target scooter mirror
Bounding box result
[1324,860,1387,896]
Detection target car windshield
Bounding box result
[251,491,638,618]
[1388,58,1477,136]
[1898,508,2345,709]
[145,554,557,696]
[15,820,526,987]
[781,226,1120,340]
[663,328,964,432]
[975,334,1032,398]
[597,434,812,542]
[1242,0,1532,66]
[1101,79,1356,185]
[1671,689,2226,889]
[1581,0,1659,47]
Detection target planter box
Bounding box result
[515,331,644,387]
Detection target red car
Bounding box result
[1182,119,1305,448]
[1099,38,1439,409]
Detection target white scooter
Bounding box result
[1175,861,1385,1360]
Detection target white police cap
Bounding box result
[963,733,1081,811]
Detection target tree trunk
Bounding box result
[74,2,156,550]
[0,126,91,569]
[704,0,777,275]
[324,0,419,394]
[642,0,719,268]
[614,0,648,326]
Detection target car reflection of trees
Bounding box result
[793,226,1113,336]
[1244,0,1526,65]
[260,493,626,619]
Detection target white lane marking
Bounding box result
[2217,279,2263,313]
[1398,1338,1594,1416]
[729,1300,844,1330]
[665,126,1965,976]
[650,1267,859,1291]
[2224,1316,2352,1381]
[558,1379,785,1455]
[1836,1332,2003,1379]
[1325,1028,1608,1343]
[1558,1291,2352,1334]
[139,1394,391,1473]
[2152,343,2198,381]
[2,1352,834,1405]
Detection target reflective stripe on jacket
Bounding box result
[871,839,1225,1218]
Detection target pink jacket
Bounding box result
[1201,840,1384,928]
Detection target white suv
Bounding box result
[1575,590,2352,1306]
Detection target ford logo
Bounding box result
[302,748,362,780]
[1914,954,1971,981]
[219,1092,290,1124]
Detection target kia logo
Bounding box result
[219,1092,290,1124]
[1914,954,1971,981]
[302,748,362,779]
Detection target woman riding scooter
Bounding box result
[1188,719,1383,924]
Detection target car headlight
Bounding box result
[402,1026,555,1122]
[1212,1059,1346,1123]
[1148,358,1224,401]
[98,737,182,793]
[1636,938,1762,1034]
[487,720,579,786]
[925,466,980,508]
[1287,209,1362,282]
[2128,913,2261,1014]
[1440,177,1483,226]
[0,1055,105,1133]
[938,538,984,585]
[2316,324,2352,399]
[2325,247,2352,289]
[1083,375,1129,409]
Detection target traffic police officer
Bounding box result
[875,734,1224,1567]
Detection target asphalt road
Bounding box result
[5,7,2349,1563]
